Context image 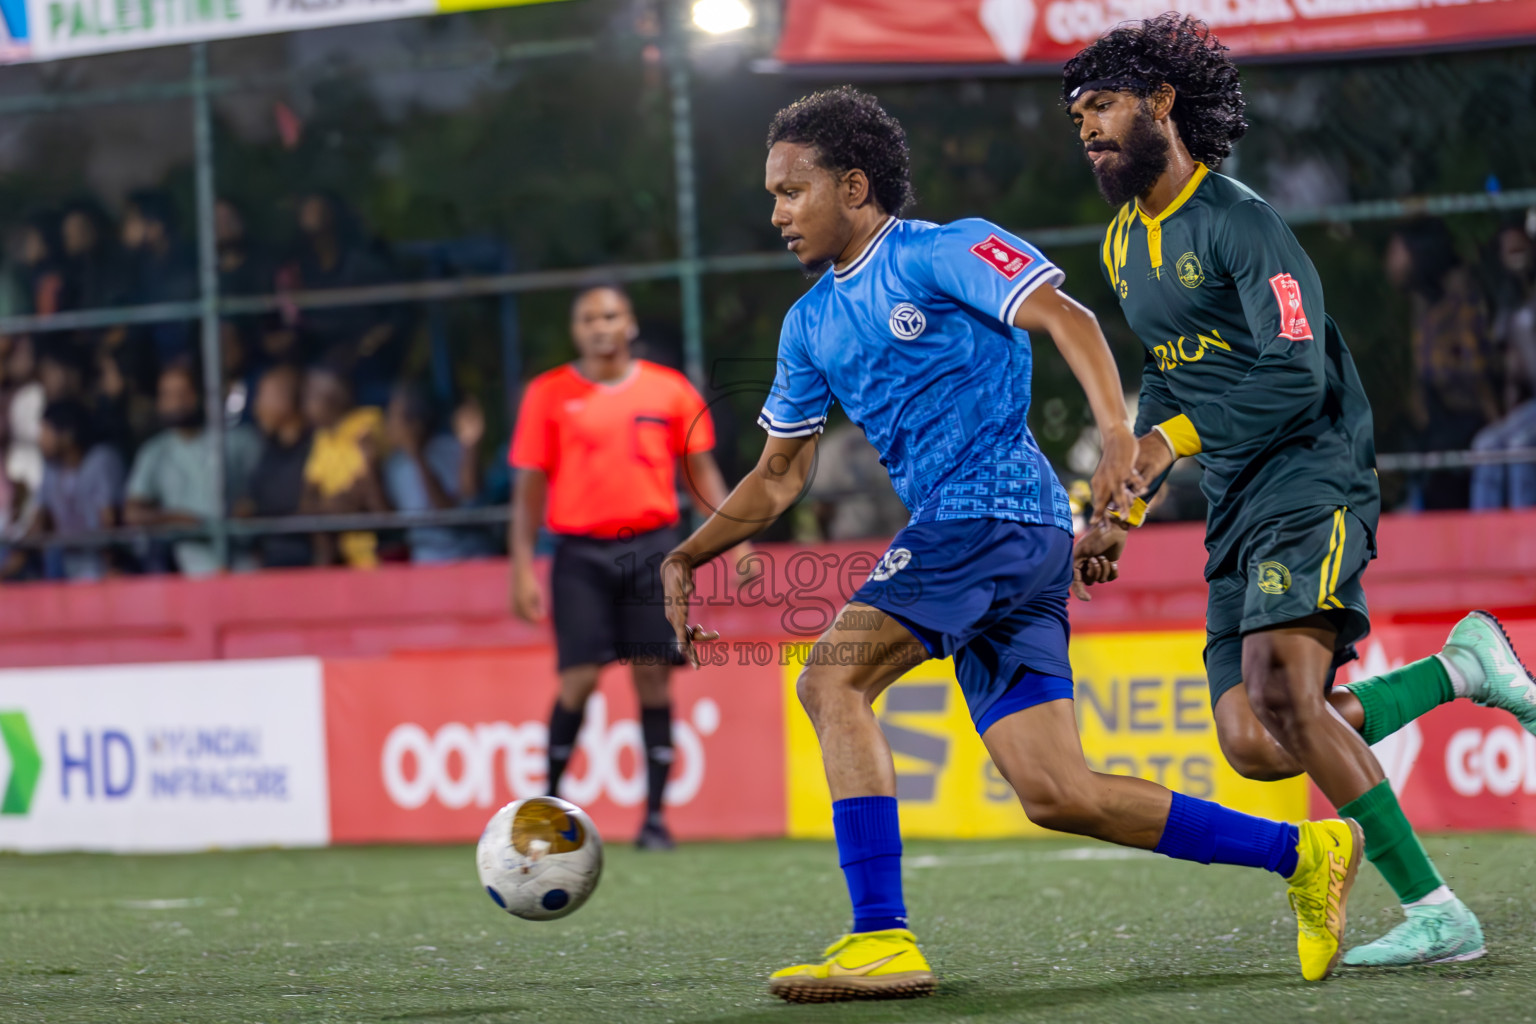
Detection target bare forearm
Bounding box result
[671,437,813,567]
[413,453,456,510]
[510,469,546,572]
[458,452,480,507]
[1051,310,1131,432]
[125,502,201,528]
[1015,287,1130,433]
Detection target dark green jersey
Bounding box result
[1100,164,1380,575]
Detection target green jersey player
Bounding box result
[1064,13,1536,967]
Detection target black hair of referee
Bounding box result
[508,283,749,850]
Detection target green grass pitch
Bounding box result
[4,835,1535,1023]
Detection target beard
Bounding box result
[800,258,832,280]
[1088,107,1171,207]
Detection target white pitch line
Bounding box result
[907,847,1154,869]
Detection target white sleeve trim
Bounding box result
[1000,263,1066,328]
[758,411,827,438]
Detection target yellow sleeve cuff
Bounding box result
[1109,497,1148,528]
[1154,414,1202,457]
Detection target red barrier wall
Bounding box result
[324,652,785,844]
[0,509,1531,668]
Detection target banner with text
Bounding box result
[784,631,1308,839]
[0,658,329,852]
[3,0,563,63]
[323,650,785,845]
[776,0,1536,67]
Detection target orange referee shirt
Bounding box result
[509,360,715,537]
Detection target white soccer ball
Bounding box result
[476,796,604,921]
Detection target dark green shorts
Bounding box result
[1204,506,1372,706]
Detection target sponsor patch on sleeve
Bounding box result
[970,234,1036,281]
[1268,272,1314,341]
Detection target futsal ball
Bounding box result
[476,796,604,920]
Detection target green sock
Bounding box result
[1339,780,1444,904]
[1345,656,1454,745]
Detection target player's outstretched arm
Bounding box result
[1013,282,1140,522]
[662,432,817,666]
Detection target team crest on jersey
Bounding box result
[869,547,913,582]
[969,234,1035,280]
[1176,252,1205,289]
[889,303,927,340]
[1269,273,1314,340]
[1257,561,1291,595]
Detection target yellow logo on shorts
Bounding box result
[1258,561,1291,595]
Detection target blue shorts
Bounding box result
[851,518,1075,735]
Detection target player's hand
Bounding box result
[1090,425,1142,526]
[454,397,486,450]
[511,567,546,623]
[1071,521,1127,601]
[661,552,719,669]
[1133,431,1176,496]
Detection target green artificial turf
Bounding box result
[3,835,1534,1023]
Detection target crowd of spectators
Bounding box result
[1389,214,1536,511]
[3,192,1534,580]
[0,190,491,580]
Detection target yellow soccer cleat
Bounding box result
[768,928,935,1003]
[1286,818,1364,982]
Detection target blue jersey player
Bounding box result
[660,88,1364,1001]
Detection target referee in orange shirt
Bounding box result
[509,283,741,850]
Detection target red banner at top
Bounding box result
[775,0,1536,66]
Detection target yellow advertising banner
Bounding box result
[784,631,1307,838]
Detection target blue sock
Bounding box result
[1155,792,1301,878]
[831,796,907,933]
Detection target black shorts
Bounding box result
[1203,505,1372,706]
[551,526,686,671]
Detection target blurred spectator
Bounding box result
[124,362,261,576]
[289,193,404,407]
[37,342,87,403]
[60,199,125,313]
[14,211,65,316]
[90,347,141,461]
[6,335,44,518]
[33,398,124,581]
[216,198,273,299]
[301,363,385,568]
[221,320,256,427]
[216,198,283,411]
[1471,222,1536,510]
[242,364,313,568]
[1387,218,1499,509]
[382,384,490,563]
[121,190,197,374]
[805,423,908,540]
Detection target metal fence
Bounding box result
[2,8,1533,571]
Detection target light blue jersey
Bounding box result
[759,217,1073,533]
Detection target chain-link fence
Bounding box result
[0,2,1531,576]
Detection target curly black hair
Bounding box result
[766,86,914,216]
[1061,14,1248,169]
